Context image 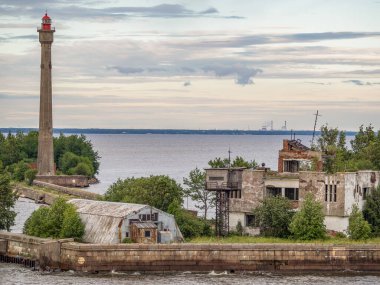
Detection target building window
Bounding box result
[267,187,281,197]
[333,185,337,202]
[363,187,370,200]
[284,160,299,173]
[329,185,333,202]
[245,215,255,227]
[285,188,299,201]
[144,230,151,238]
[125,232,129,237]
[325,184,328,202]
[209,176,224,181]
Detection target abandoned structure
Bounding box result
[69,199,183,244]
[205,139,380,234]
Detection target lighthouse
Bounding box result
[37,12,55,175]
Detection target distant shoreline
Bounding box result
[0,128,357,136]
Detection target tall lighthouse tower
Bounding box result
[37,12,55,175]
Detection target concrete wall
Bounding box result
[36,175,89,188]
[2,232,380,273]
[325,216,349,233]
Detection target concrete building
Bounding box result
[205,139,380,234]
[37,12,55,176]
[69,199,183,244]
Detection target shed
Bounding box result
[69,199,183,244]
[130,222,157,244]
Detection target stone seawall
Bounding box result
[1,232,380,273]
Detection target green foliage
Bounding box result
[289,193,326,240]
[60,204,85,240]
[0,173,17,231]
[24,169,38,185]
[253,196,294,238]
[183,167,215,218]
[348,205,371,240]
[7,161,30,181]
[335,232,347,239]
[363,185,380,236]
[122,237,133,243]
[23,198,85,240]
[59,152,95,177]
[167,199,212,239]
[105,175,184,213]
[236,220,243,236]
[0,131,99,178]
[208,156,257,168]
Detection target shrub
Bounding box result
[122,237,133,243]
[72,162,94,177]
[236,221,243,236]
[24,198,85,240]
[0,173,17,231]
[24,169,38,185]
[363,185,380,236]
[289,193,326,240]
[8,161,30,181]
[348,205,371,240]
[253,196,294,238]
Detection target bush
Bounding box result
[363,185,380,236]
[289,193,326,240]
[24,198,85,240]
[60,152,95,177]
[0,173,17,231]
[236,221,243,236]
[122,237,133,243]
[348,205,371,240]
[7,161,30,181]
[24,169,38,185]
[253,196,294,238]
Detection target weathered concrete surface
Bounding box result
[36,175,89,188]
[33,180,101,200]
[16,185,59,205]
[0,239,7,254]
[2,232,380,273]
[37,28,55,176]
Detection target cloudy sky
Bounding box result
[1,0,380,130]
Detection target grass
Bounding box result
[188,235,380,244]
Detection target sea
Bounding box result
[5,133,380,284]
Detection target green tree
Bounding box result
[236,220,243,236]
[348,205,371,240]
[59,152,95,177]
[289,193,326,240]
[0,173,17,231]
[183,167,215,219]
[208,156,257,168]
[60,204,85,239]
[253,196,294,238]
[24,169,38,185]
[363,185,380,236]
[351,124,376,154]
[7,161,30,181]
[104,175,184,212]
[24,198,85,240]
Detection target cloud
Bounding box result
[202,65,262,85]
[200,7,219,14]
[304,82,332,85]
[183,81,191,87]
[345,69,380,75]
[109,66,144,74]
[181,67,195,73]
[343,80,380,86]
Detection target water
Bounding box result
[8,133,373,284]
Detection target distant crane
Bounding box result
[311,110,321,147]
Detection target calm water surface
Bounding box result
[8,134,369,284]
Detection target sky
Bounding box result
[1,0,380,130]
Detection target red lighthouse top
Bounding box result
[41,12,52,31]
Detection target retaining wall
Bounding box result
[1,232,380,273]
[35,175,89,188]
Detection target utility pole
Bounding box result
[311,110,322,147]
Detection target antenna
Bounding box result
[228,147,232,168]
[311,110,322,146]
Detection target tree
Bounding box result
[23,198,85,240]
[0,173,17,231]
[183,167,215,219]
[289,193,326,240]
[104,175,184,212]
[24,169,38,185]
[348,205,371,240]
[208,156,257,168]
[253,196,294,238]
[363,185,380,236]
[59,152,95,177]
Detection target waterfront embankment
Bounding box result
[1,231,380,273]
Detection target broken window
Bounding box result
[245,214,255,227]
[329,185,333,202]
[363,187,370,200]
[333,185,337,202]
[325,184,328,202]
[144,230,151,238]
[284,160,300,173]
[285,188,299,201]
[266,187,282,197]
[209,176,225,181]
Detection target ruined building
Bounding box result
[205,139,379,234]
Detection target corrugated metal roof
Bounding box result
[69,199,147,218]
[133,222,157,229]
